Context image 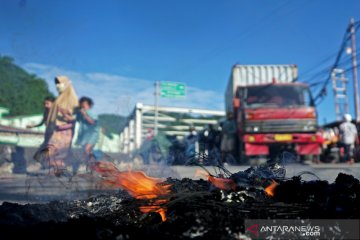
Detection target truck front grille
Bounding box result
[244,119,317,133]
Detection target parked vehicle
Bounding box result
[225,64,322,162]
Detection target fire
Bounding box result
[139,200,167,222]
[264,180,278,197]
[195,169,236,191]
[93,161,171,221]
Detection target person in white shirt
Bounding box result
[339,114,358,164]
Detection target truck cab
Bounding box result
[225,65,322,162]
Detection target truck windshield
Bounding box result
[245,85,313,108]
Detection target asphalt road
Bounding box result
[0,163,359,204]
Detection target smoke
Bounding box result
[22,146,180,203]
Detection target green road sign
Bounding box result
[160,81,186,98]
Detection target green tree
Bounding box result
[0,55,54,116]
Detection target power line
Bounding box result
[313,23,352,104]
[310,62,360,89]
[295,21,360,87]
[329,65,360,104]
[307,21,360,102]
[299,51,342,82]
[315,64,360,105]
[304,53,354,87]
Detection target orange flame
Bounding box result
[195,169,236,191]
[93,161,171,221]
[264,180,278,197]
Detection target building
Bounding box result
[0,107,44,146]
[1,104,225,154]
[119,103,225,154]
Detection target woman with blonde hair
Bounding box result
[35,76,78,175]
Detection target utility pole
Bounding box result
[154,81,159,136]
[350,17,360,122]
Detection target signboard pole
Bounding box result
[154,81,159,136]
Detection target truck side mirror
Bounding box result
[233,98,241,108]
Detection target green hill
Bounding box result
[0,55,54,116]
[0,55,126,134]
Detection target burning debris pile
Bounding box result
[93,161,171,222]
[0,162,359,240]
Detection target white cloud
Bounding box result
[23,63,224,116]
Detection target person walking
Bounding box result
[28,96,55,169]
[220,112,237,164]
[339,114,358,164]
[35,76,78,176]
[74,96,99,172]
[26,96,55,129]
[184,126,199,161]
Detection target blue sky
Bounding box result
[0,0,359,123]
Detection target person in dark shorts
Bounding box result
[74,97,99,172]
